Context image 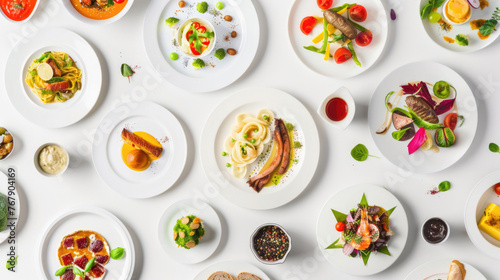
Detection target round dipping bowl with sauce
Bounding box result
[442,0,472,25]
[317,86,355,130]
[177,18,216,59]
[0,0,40,23]
[250,223,292,265]
[34,143,70,177]
[421,217,450,245]
[62,0,134,25]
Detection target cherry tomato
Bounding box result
[333,48,352,64]
[190,42,201,55]
[201,37,211,46]
[300,16,318,35]
[444,113,458,131]
[335,222,345,232]
[114,0,125,3]
[349,5,367,22]
[317,0,333,9]
[192,22,201,29]
[355,30,373,46]
[493,183,500,195]
[197,26,207,33]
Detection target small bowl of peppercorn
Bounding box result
[250,223,292,265]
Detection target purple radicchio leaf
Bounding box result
[401,83,421,95]
[415,82,437,107]
[434,98,456,115]
[390,9,396,20]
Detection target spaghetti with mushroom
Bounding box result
[25,51,82,103]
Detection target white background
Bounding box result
[1,0,500,279]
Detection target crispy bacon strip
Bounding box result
[46,58,61,77]
[250,174,271,193]
[247,120,283,186]
[276,119,290,175]
[121,129,163,158]
[45,80,69,92]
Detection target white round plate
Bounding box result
[143,0,259,92]
[288,0,388,79]
[200,87,320,210]
[158,199,221,264]
[368,61,478,173]
[419,0,500,52]
[62,0,134,25]
[5,28,101,128]
[92,101,187,199]
[316,184,408,276]
[193,260,270,280]
[39,206,135,280]
[405,259,486,280]
[465,170,500,260]
[0,171,21,244]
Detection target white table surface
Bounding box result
[1,0,499,279]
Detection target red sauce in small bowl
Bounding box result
[326,97,348,122]
[0,0,36,21]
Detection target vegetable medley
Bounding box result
[300,1,374,66]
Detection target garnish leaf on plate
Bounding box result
[359,193,368,208]
[361,250,371,265]
[325,238,344,249]
[377,246,391,256]
[489,143,500,153]
[386,206,397,217]
[331,209,347,223]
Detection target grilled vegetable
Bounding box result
[323,10,357,39]
[435,127,456,147]
[405,96,439,124]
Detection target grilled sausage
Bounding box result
[323,10,358,39]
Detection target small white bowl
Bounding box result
[0,0,40,24]
[442,0,472,26]
[177,18,216,59]
[250,223,292,265]
[34,143,70,177]
[317,86,355,130]
[0,129,15,161]
[421,217,450,245]
[62,0,134,25]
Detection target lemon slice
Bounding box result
[421,131,433,151]
[37,63,53,81]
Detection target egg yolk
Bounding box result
[126,149,150,170]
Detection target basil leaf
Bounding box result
[107,0,114,6]
[110,247,125,260]
[121,64,134,78]
[421,3,432,19]
[73,266,84,277]
[392,127,410,141]
[489,143,500,153]
[46,77,66,83]
[351,144,378,161]
[55,265,71,276]
[438,181,451,192]
[479,19,497,36]
[6,256,17,270]
[433,0,446,8]
[85,258,95,272]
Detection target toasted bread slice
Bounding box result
[237,272,261,280]
[447,260,466,280]
[207,271,233,280]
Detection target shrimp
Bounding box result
[351,209,372,250]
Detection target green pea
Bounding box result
[254,129,258,133]
[250,139,256,143]
[170,52,179,61]
[216,2,224,10]
[243,133,248,138]
[231,138,235,143]
[222,152,227,156]
[263,115,269,120]
[226,163,231,167]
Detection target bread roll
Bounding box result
[237,272,261,280]
[207,271,233,280]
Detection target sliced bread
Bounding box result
[207,271,234,280]
[236,272,261,280]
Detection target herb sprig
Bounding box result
[479,7,500,36]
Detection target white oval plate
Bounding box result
[405,259,486,280]
[158,199,221,264]
[5,28,101,128]
[0,171,21,244]
[465,170,500,260]
[38,206,135,280]
[368,61,478,173]
[62,0,134,25]
[193,260,270,280]
[288,0,388,79]
[92,101,187,199]
[419,0,500,52]
[200,87,320,210]
[143,0,260,92]
[316,184,408,276]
